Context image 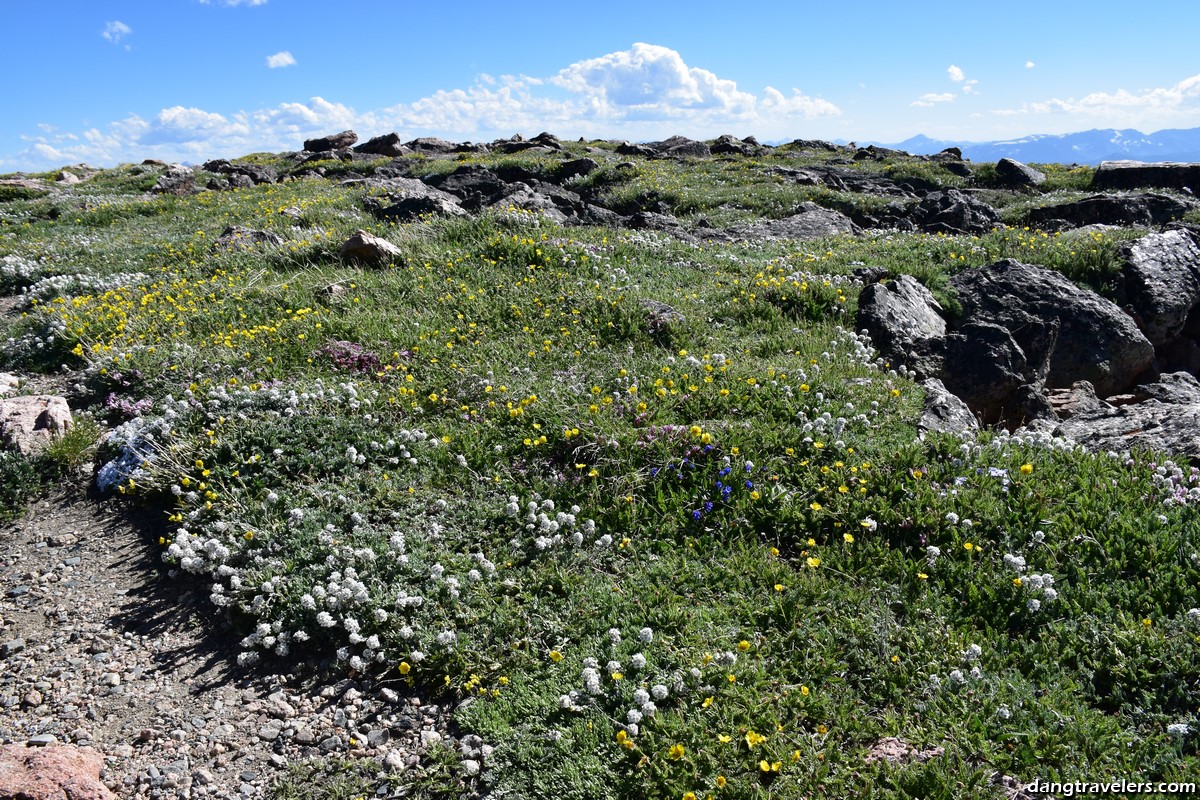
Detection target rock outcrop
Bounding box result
[304,130,358,152]
[1027,192,1193,229]
[1091,160,1200,192]
[1,395,73,455]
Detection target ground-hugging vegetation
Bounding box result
[2,141,1198,800]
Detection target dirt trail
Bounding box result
[0,492,456,799]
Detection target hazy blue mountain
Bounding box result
[883,128,1200,165]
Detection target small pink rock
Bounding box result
[0,395,73,455]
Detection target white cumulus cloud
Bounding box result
[2,43,844,170]
[266,51,296,69]
[1025,61,1036,69]
[102,21,131,44]
[948,64,965,83]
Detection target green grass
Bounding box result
[1,147,1197,800]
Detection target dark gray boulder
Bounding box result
[1027,192,1193,229]
[558,158,600,182]
[911,189,1001,235]
[649,136,711,158]
[428,165,506,203]
[404,137,460,155]
[939,322,1031,423]
[1091,160,1200,192]
[710,134,757,156]
[376,195,468,222]
[949,259,1154,397]
[151,166,196,196]
[355,133,408,157]
[304,130,358,152]
[995,158,1046,188]
[1115,229,1200,346]
[616,142,655,157]
[918,378,979,438]
[487,184,569,224]
[358,177,465,221]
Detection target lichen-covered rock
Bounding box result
[0,743,117,800]
[918,378,979,438]
[1091,160,1200,192]
[213,225,284,251]
[856,274,946,376]
[1027,192,1193,229]
[995,158,1046,188]
[1052,372,1200,461]
[728,203,858,241]
[1115,229,1200,346]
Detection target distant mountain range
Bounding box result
[874,127,1200,166]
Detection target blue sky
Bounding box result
[3,1,1199,171]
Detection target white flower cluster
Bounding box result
[509,495,606,553]
[1023,572,1059,611]
[0,254,51,292]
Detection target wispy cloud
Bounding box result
[947,65,964,83]
[3,43,843,170]
[266,51,296,69]
[1025,61,1036,69]
[993,73,1200,127]
[101,21,131,45]
[912,92,955,108]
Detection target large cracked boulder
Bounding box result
[939,322,1031,422]
[1,395,73,455]
[1114,229,1200,347]
[0,743,117,800]
[949,259,1154,397]
[1091,161,1200,192]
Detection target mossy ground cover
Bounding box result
[2,146,1198,799]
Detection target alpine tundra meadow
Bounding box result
[2,131,1200,799]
